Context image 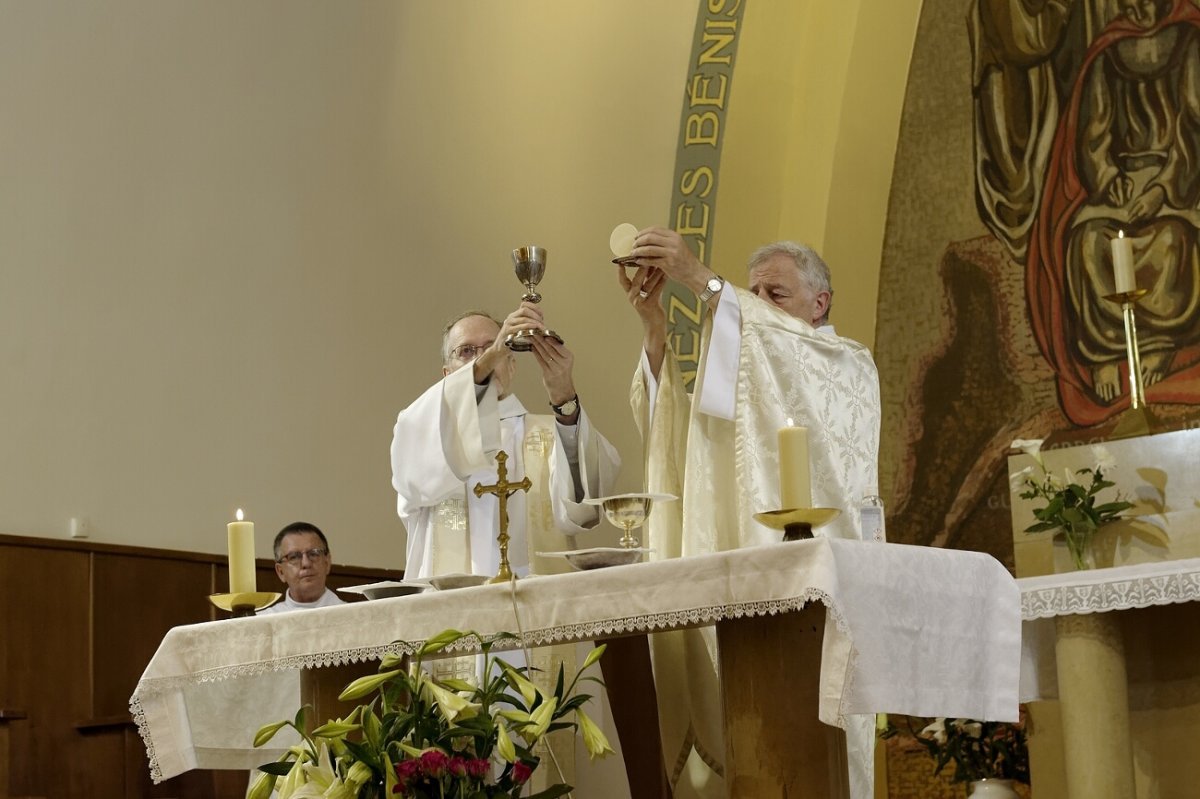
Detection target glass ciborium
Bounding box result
[506,245,563,351]
[586,493,676,549]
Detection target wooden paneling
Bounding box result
[0,534,402,798]
[92,554,214,718]
[0,545,90,799]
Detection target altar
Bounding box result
[131,537,1022,794]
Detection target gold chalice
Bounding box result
[586,493,676,549]
[506,245,563,351]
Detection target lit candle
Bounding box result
[227,509,256,595]
[1111,231,1136,294]
[778,420,812,509]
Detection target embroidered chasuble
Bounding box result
[631,285,881,798]
[391,364,620,790]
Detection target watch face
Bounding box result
[556,399,578,415]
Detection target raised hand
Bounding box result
[528,333,577,411]
[629,226,706,287]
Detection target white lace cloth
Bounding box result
[130,538,1021,783]
[1018,558,1200,700]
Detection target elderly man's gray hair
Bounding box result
[746,241,834,324]
[440,310,502,364]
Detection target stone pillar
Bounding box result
[1054,613,1136,798]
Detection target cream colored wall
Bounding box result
[0,1,694,570]
[0,0,916,564]
[714,0,922,350]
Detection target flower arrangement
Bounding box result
[1010,439,1133,570]
[248,628,613,799]
[883,714,1030,786]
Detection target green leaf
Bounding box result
[343,739,381,772]
[1060,507,1086,525]
[256,761,296,777]
[364,707,382,749]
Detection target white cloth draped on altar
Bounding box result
[131,538,1021,784]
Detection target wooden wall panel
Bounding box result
[0,545,90,799]
[92,554,214,718]
[0,534,402,798]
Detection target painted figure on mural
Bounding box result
[974,0,1200,427]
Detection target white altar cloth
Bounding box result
[130,538,1021,783]
[1018,557,1200,701]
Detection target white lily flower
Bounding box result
[1008,465,1033,491]
[525,697,558,742]
[277,756,309,799]
[920,718,947,744]
[246,771,277,799]
[422,680,481,723]
[496,719,517,762]
[1090,445,1116,471]
[1011,438,1045,465]
[302,743,337,791]
[576,709,615,760]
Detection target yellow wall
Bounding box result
[715,0,923,349]
[0,0,921,569]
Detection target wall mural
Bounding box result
[877,0,1200,561]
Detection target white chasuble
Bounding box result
[392,363,620,581]
[631,285,882,799]
[391,364,621,792]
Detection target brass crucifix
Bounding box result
[473,450,531,584]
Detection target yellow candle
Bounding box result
[1111,231,1135,294]
[778,421,812,509]
[227,508,256,595]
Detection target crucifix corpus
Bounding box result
[473,450,531,584]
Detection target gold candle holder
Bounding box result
[208,591,282,618]
[754,507,841,541]
[1102,288,1160,439]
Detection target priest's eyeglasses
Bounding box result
[276,547,328,565]
[450,342,493,362]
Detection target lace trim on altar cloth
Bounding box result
[130,588,845,783]
[1019,559,1200,619]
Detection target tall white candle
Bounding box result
[1112,231,1136,294]
[778,420,812,509]
[227,508,256,595]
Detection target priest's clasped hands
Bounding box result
[474,300,579,420]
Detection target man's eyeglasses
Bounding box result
[450,342,493,362]
[276,547,328,565]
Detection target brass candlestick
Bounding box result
[754,507,841,541]
[208,591,282,618]
[473,450,531,584]
[1102,288,1160,438]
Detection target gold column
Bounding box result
[1054,614,1136,798]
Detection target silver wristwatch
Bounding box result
[551,396,579,417]
[698,275,725,302]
